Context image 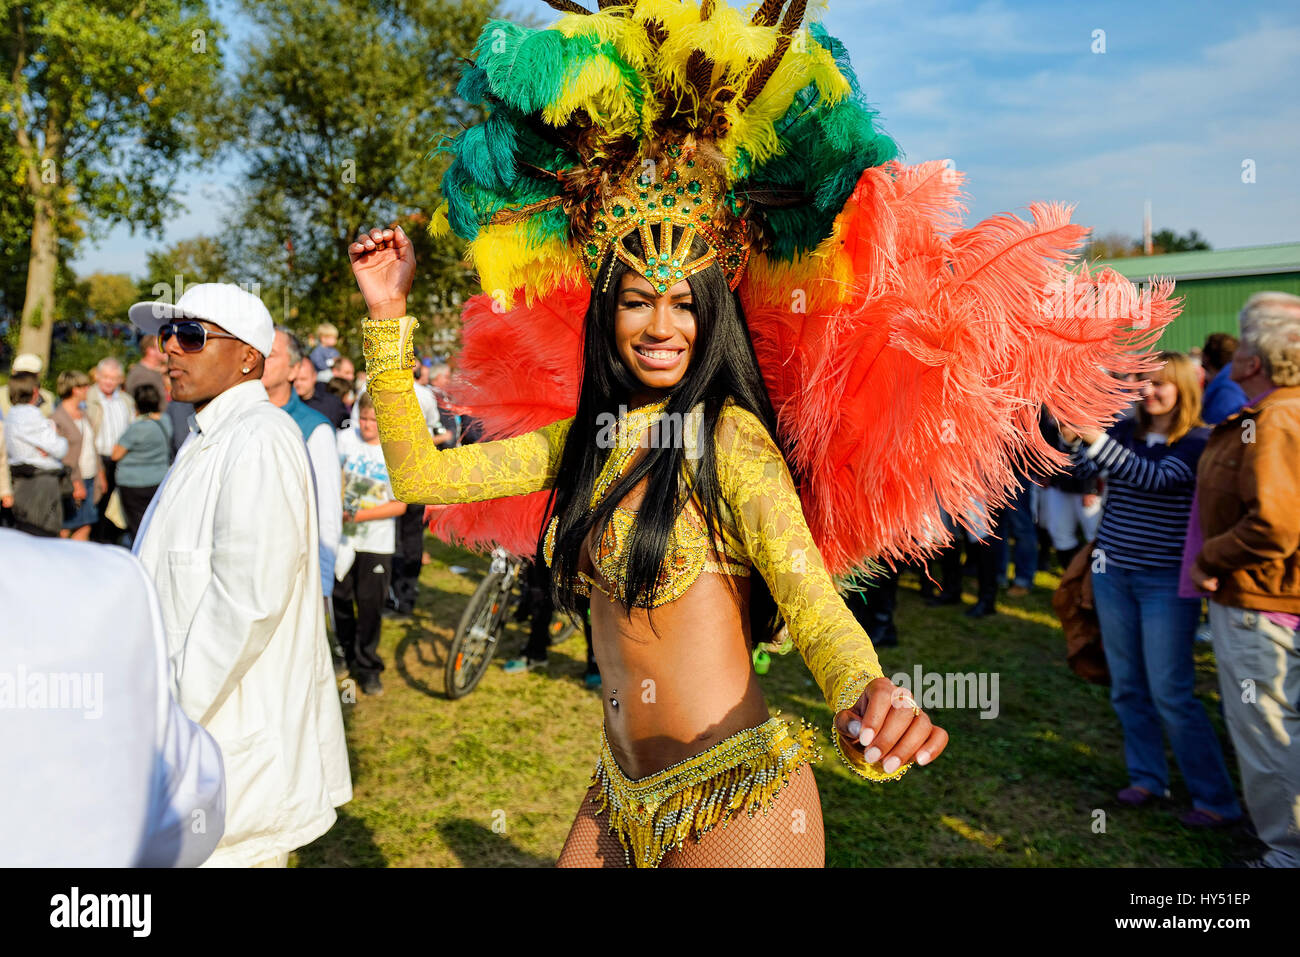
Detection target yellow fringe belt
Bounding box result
[590,715,821,868]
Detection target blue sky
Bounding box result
[72,0,1300,277]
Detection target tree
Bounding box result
[2,0,229,366]
[1151,229,1211,254]
[224,0,494,348]
[1083,232,1140,261]
[137,235,235,303]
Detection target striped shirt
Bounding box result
[1071,419,1210,570]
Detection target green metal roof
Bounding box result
[1097,242,1300,282]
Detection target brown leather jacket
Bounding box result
[1196,384,1300,613]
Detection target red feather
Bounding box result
[742,160,1178,574]
[431,161,1178,576]
[424,280,588,557]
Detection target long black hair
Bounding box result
[540,224,783,644]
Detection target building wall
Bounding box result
[1159,272,1300,352]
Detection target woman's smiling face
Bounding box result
[614,270,696,403]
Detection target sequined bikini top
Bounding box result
[542,399,750,608]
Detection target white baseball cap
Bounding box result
[12,353,44,374]
[128,283,275,358]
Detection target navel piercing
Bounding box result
[609,689,619,709]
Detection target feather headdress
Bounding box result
[426,0,1177,575]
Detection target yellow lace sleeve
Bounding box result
[361,315,571,504]
[715,402,909,783]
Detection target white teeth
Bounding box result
[638,348,678,359]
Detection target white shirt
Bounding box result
[93,387,132,453]
[4,403,68,470]
[304,420,343,596]
[337,426,397,556]
[133,380,352,866]
[0,531,226,866]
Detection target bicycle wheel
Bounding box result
[446,569,511,698]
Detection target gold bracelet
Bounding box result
[361,314,418,377]
[832,670,912,783]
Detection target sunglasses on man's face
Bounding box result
[159,320,242,353]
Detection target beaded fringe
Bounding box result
[590,716,821,868]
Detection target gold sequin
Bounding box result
[590,716,820,868]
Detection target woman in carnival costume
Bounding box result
[350,0,1176,867]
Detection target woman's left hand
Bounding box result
[835,676,948,773]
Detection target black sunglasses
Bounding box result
[159,320,242,353]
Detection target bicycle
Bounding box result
[444,545,579,698]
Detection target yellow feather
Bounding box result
[553,9,652,72]
[429,202,450,240]
[466,229,582,308]
[741,218,855,312]
[724,37,849,168]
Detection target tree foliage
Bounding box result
[1,0,230,361]
[224,0,496,346]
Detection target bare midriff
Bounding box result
[576,451,771,782]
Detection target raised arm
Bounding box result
[351,224,572,505]
[362,314,571,504]
[715,402,947,781]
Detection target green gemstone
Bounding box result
[682,206,691,214]
[674,269,683,278]
[687,180,702,194]
[676,186,685,195]
[648,254,657,263]
[699,211,710,221]
[661,195,675,207]
[658,283,667,292]
[653,182,663,191]
[612,204,625,217]
[594,220,606,232]
[686,159,695,167]
[645,269,653,278]
[657,264,669,277]
[586,242,598,255]
[667,170,679,182]
[589,259,598,269]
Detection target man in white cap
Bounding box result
[0,353,56,417]
[127,283,351,867]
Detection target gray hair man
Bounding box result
[1190,290,1300,868]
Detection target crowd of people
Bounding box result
[2,284,1296,868]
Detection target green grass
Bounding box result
[294,537,1259,867]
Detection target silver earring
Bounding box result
[241,367,250,374]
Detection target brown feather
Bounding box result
[643,17,667,48]
[778,0,807,35]
[686,50,714,100]
[488,196,565,225]
[738,35,791,109]
[540,0,592,14]
[750,0,784,27]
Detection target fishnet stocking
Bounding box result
[555,766,825,868]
